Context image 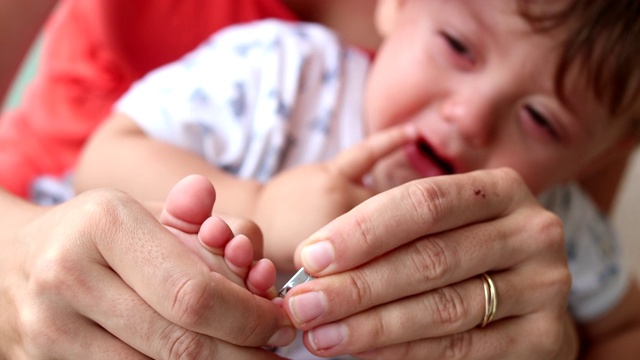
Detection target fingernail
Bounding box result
[288,292,327,324]
[308,323,347,351]
[301,241,334,273]
[266,286,278,300]
[266,327,296,347]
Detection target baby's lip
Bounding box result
[417,139,454,175]
[404,138,456,178]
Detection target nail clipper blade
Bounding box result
[277,268,315,298]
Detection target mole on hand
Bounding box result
[474,188,486,198]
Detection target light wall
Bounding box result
[612,149,640,279]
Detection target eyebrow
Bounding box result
[458,0,500,39]
[449,0,524,61]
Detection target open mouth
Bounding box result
[416,139,455,175]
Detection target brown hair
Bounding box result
[519,0,640,139]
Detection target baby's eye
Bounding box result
[524,105,559,140]
[440,31,472,59]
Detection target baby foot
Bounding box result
[160,174,277,298]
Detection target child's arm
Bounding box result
[580,281,640,358]
[75,112,262,218]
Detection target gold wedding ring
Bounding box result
[480,272,498,327]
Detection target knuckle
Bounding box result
[406,180,447,226]
[442,331,473,360]
[77,188,134,225]
[524,212,572,300]
[539,332,564,357]
[64,189,136,245]
[351,211,377,253]
[161,327,212,360]
[546,269,573,309]
[429,286,469,328]
[19,312,53,356]
[495,167,526,189]
[169,274,265,346]
[390,342,413,360]
[76,188,156,243]
[350,311,387,352]
[238,323,261,346]
[30,248,83,300]
[18,299,70,358]
[170,276,213,328]
[529,211,565,252]
[526,315,565,358]
[231,304,263,345]
[494,168,534,205]
[345,270,374,308]
[411,238,452,283]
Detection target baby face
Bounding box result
[365,0,625,194]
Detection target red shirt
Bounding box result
[0,0,297,197]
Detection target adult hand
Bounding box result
[284,168,576,359]
[1,188,294,359]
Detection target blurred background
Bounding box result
[613,151,640,279]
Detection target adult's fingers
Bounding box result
[74,190,294,347]
[279,168,570,358]
[294,168,538,275]
[289,263,569,357]
[284,203,566,327]
[328,124,416,182]
[70,260,238,358]
[353,314,570,360]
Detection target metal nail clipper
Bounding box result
[277,267,315,298]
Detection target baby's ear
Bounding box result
[375,0,406,37]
